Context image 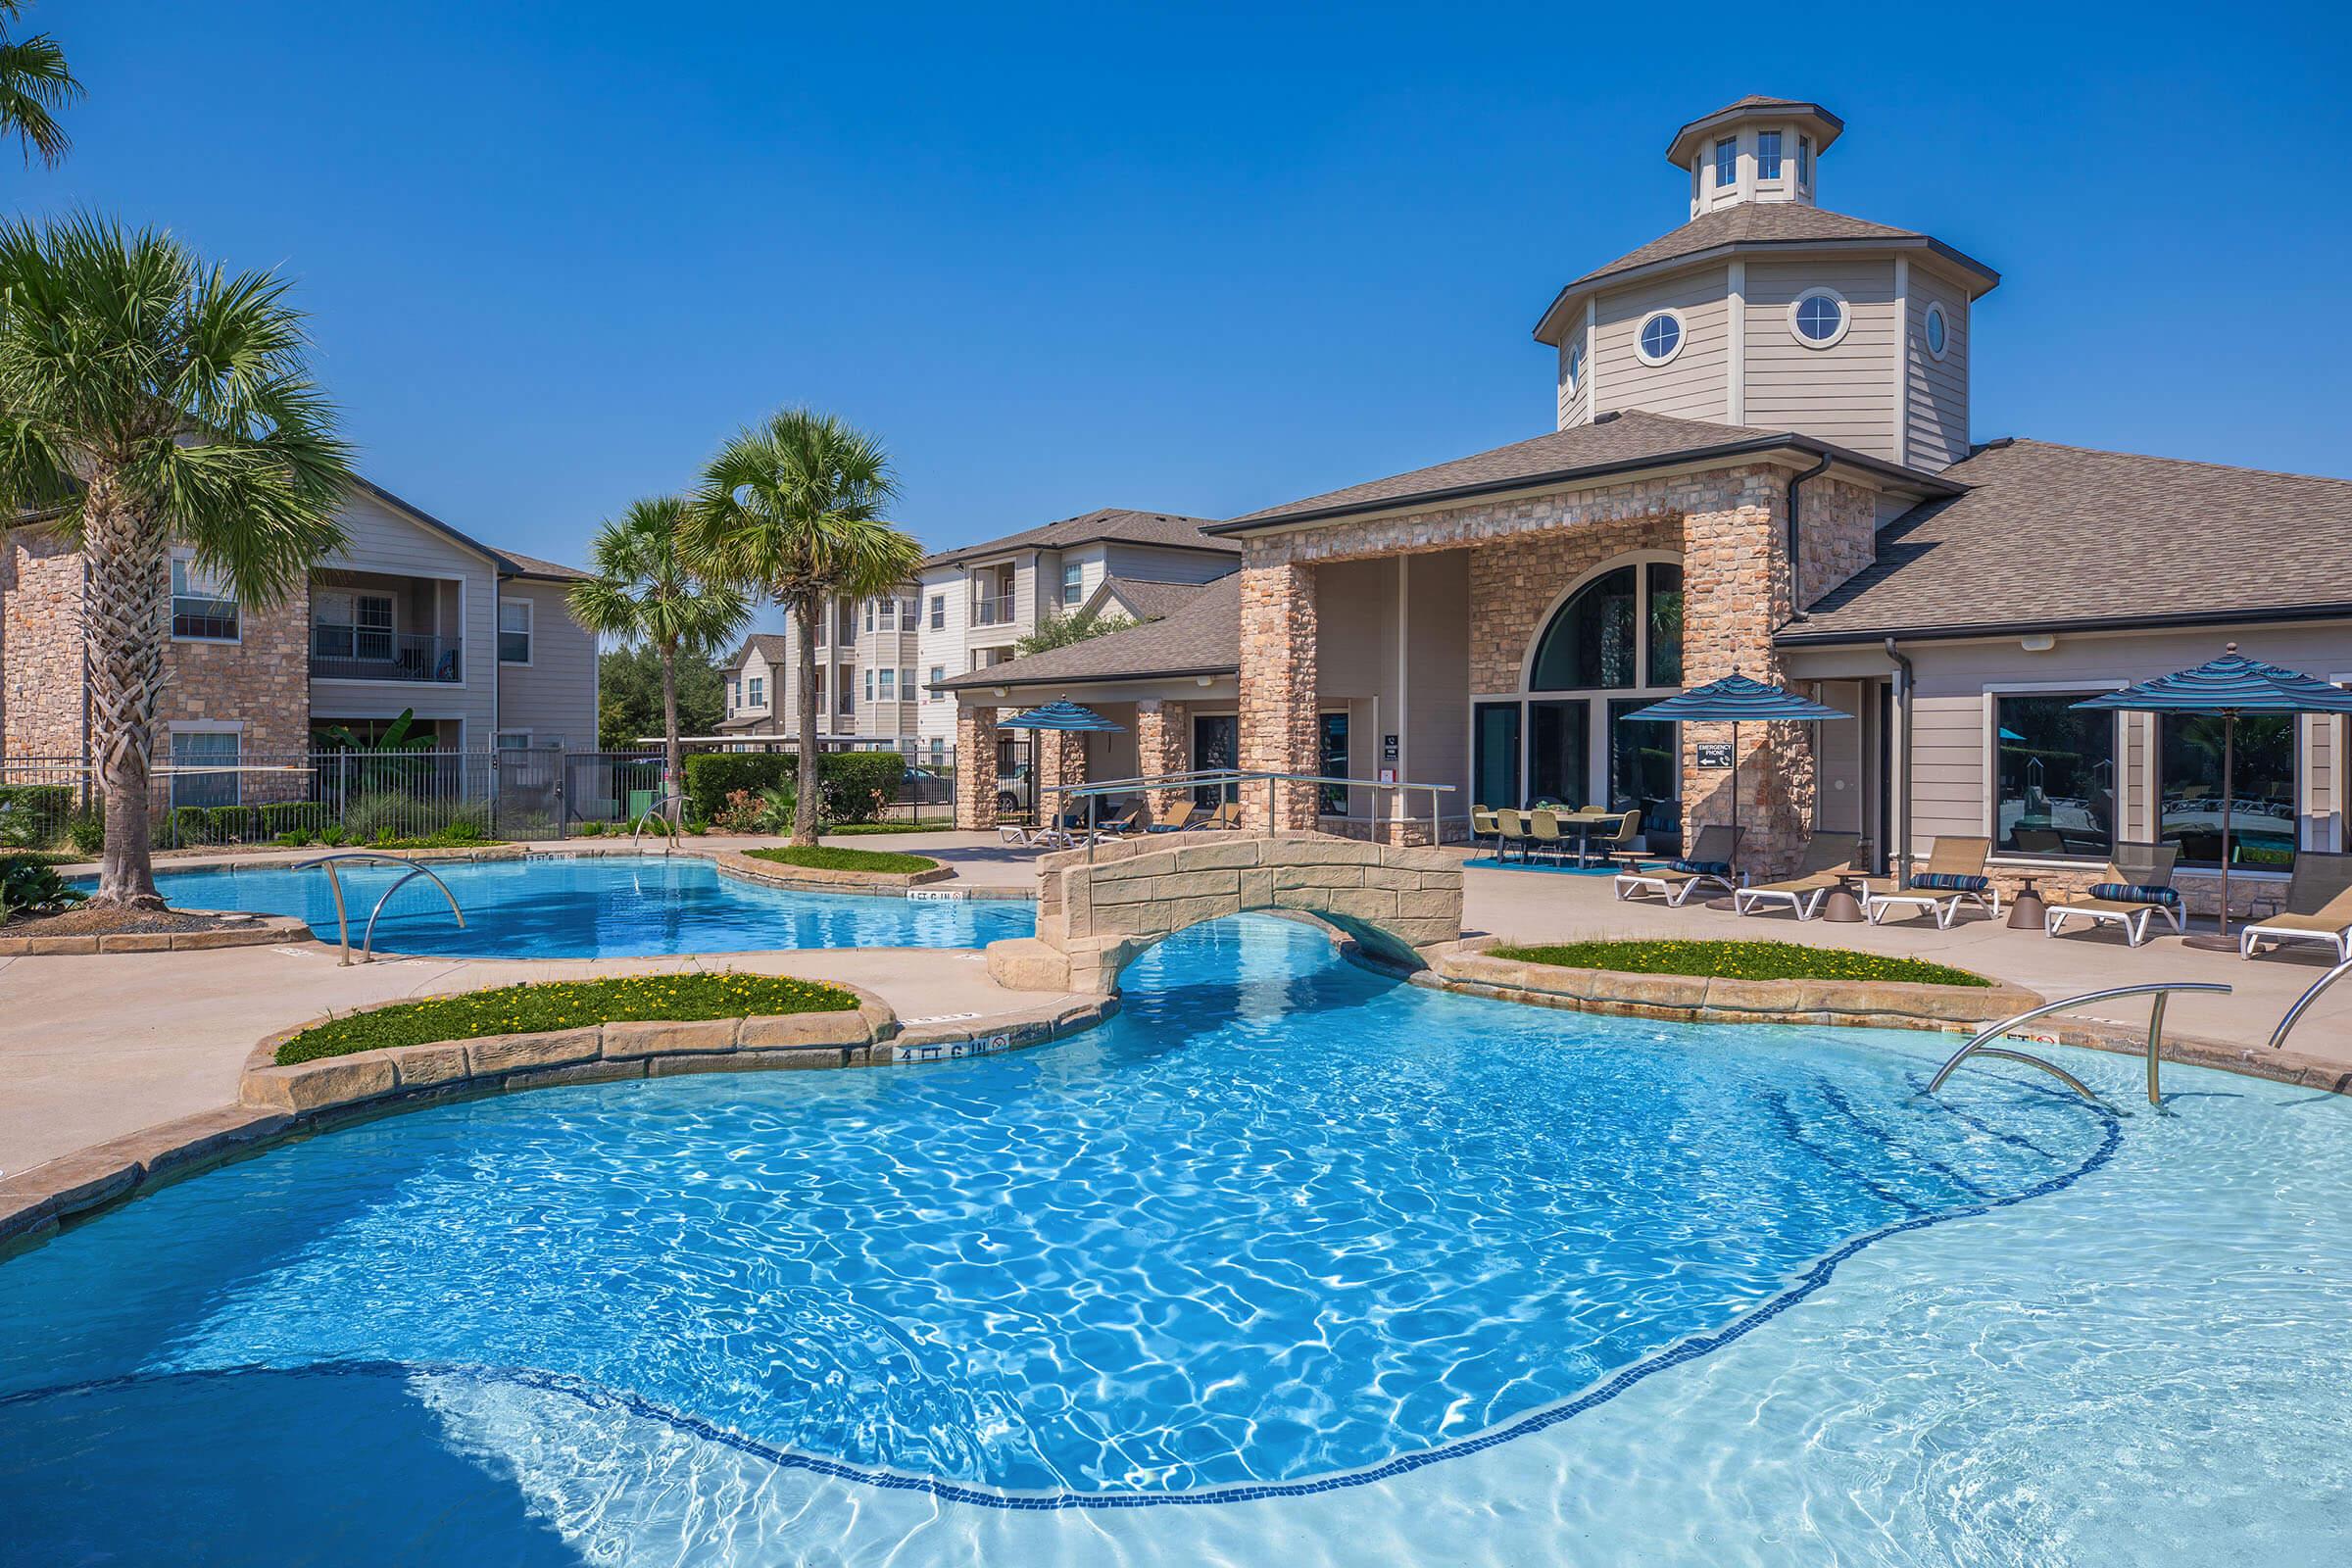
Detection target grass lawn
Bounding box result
[825,821,955,836]
[277,973,860,1064]
[743,844,940,875]
[1491,939,1990,988]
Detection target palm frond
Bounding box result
[0,26,80,169]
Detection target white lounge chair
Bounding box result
[1862,837,2000,928]
[2239,852,2352,963]
[2044,842,2184,948]
[1614,824,1742,906]
[1732,831,1862,922]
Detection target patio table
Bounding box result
[2005,873,2048,931]
[1819,873,1869,923]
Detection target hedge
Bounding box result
[1491,939,1990,988]
[0,784,74,850]
[683,751,906,826]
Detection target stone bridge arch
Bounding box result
[986,834,1464,996]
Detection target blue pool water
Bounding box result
[127,853,1035,956]
[4,917,2349,1565]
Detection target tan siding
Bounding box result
[1593,270,1731,424]
[1100,544,1239,585]
[1743,258,1898,460]
[1403,551,1472,834]
[1555,328,1593,429]
[1905,267,1970,469]
[494,580,597,748]
[312,489,499,744]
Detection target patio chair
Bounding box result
[1146,800,1197,833]
[1092,807,1143,839]
[1614,823,1743,906]
[1188,801,1243,831]
[2044,841,2184,948]
[1731,831,1862,922]
[1582,808,1642,868]
[1471,806,1503,858]
[2239,850,2352,962]
[1493,808,1530,862]
[1523,808,1567,864]
[1862,837,1999,928]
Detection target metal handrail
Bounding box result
[2270,956,2352,1054]
[1037,767,1458,858]
[294,853,466,965]
[1925,982,2232,1108]
[629,792,686,854]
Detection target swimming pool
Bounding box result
[3,916,2347,1564]
[127,853,1035,957]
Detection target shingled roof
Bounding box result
[1089,576,1214,620]
[920,508,1238,570]
[1217,410,1954,531]
[720,633,794,670]
[1531,205,1998,343]
[935,575,1241,691]
[1784,439,2352,643]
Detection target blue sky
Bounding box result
[34,1,2352,633]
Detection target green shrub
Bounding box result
[319,825,349,847]
[0,855,84,923]
[1490,939,1990,988]
[168,805,217,845]
[274,830,313,848]
[681,751,906,827]
[0,784,74,849]
[574,820,606,837]
[66,810,104,856]
[276,972,860,1063]
[341,792,492,843]
[258,802,328,839]
[206,805,258,843]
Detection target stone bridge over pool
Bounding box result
[985,833,1465,996]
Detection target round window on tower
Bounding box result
[1788,287,1851,349]
[1635,310,1685,367]
[1924,301,1949,360]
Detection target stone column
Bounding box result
[1134,698,1190,822]
[955,705,999,830]
[1678,466,1813,877]
[1035,727,1089,821]
[1238,558,1319,831]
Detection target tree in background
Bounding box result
[1013,605,1139,658]
[597,645,727,751]
[0,216,352,906]
[566,496,751,815]
[681,409,922,847]
[0,2,78,168]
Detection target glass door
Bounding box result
[1193,713,1238,808]
[1527,700,1590,809]
[1607,698,1679,856]
[1473,703,1523,810]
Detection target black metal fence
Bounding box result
[0,746,958,853]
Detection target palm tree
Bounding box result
[566,495,751,819]
[0,216,353,906]
[0,3,79,168]
[681,409,921,846]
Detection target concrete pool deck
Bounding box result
[3,829,2346,1183]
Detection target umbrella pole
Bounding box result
[2218,710,2236,939]
[1730,719,1740,863]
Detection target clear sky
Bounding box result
[32,0,2352,635]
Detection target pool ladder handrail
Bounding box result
[2270,955,2352,1054]
[293,853,466,966]
[1925,981,2233,1109]
[628,793,686,855]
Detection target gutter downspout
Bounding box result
[1783,452,1834,622]
[1885,636,1914,887]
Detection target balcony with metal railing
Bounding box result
[311,631,464,684]
[971,593,1017,628]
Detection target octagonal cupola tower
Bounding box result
[1534,97,2000,472]
[1669,95,1843,218]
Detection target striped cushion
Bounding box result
[1671,858,1733,876]
[2088,882,2181,908]
[1910,871,1990,894]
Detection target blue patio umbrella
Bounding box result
[999,701,1127,827]
[2074,645,2352,945]
[1618,673,1852,856]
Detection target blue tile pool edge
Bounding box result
[0,1099,2122,1513]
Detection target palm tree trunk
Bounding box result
[659,640,683,822]
[80,474,170,908]
[791,594,821,847]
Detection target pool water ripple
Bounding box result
[123,853,1034,956]
[1,916,2117,1519]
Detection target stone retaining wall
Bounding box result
[0,910,311,956]
[1426,942,2043,1031]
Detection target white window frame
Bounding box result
[311,588,397,662]
[1923,300,1950,361]
[497,597,534,666]
[1713,136,1738,192]
[1755,128,1783,181]
[879,667,896,702]
[169,550,241,644]
[728,678,742,710]
[495,729,532,752]
[167,720,244,809]
[747,674,765,709]
[929,594,946,630]
[1796,134,1812,188]
[1061,562,1084,607]
[927,664,945,700]
[1788,286,1852,350]
[1634,309,1688,368]
[865,667,875,703]
[1562,333,1583,397]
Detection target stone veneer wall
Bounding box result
[2,527,88,760]
[158,581,312,798]
[1237,562,1319,831]
[1035,727,1089,811]
[954,705,999,829]
[1793,474,1880,608]
[1236,462,1830,875]
[1463,517,1679,694]
[1134,698,1190,821]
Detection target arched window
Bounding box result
[1528,562,1683,692]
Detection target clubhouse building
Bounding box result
[938,96,2351,913]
